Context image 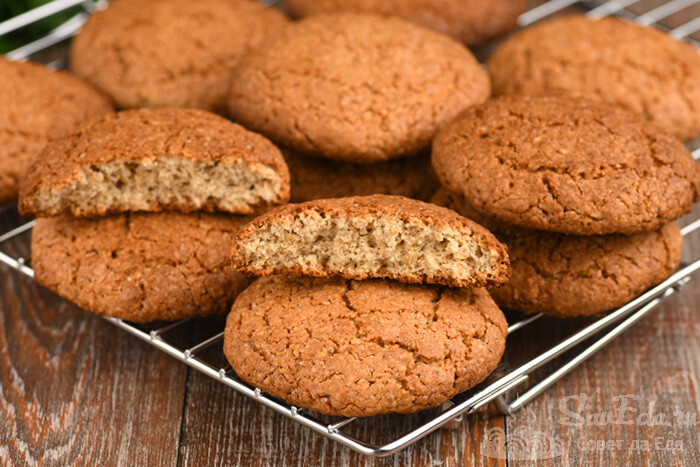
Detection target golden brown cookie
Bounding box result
[487,15,700,141]
[432,188,683,317]
[432,95,700,236]
[282,0,525,46]
[0,57,112,204]
[70,0,288,113]
[228,13,490,163]
[19,108,290,218]
[224,275,507,417]
[32,212,252,323]
[232,194,509,288]
[284,150,439,202]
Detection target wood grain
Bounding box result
[503,208,700,466]
[0,212,189,466]
[0,205,698,465]
[177,367,506,467]
[0,202,698,466]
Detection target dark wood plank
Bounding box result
[505,294,700,465]
[504,210,700,465]
[177,366,506,466]
[0,235,189,465]
[173,299,507,466]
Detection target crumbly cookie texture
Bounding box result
[282,0,525,46]
[232,194,509,288]
[0,57,113,203]
[487,15,700,141]
[19,108,290,217]
[432,188,683,317]
[70,0,288,112]
[224,275,507,417]
[32,212,252,323]
[228,13,490,163]
[432,95,700,236]
[284,150,439,203]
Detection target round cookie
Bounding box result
[487,15,700,141]
[284,150,439,202]
[19,108,290,218]
[32,212,252,323]
[282,0,525,46]
[433,188,683,317]
[0,57,113,204]
[228,13,490,163]
[70,0,288,113]
[224,275,507,417]
[432,95,700,235]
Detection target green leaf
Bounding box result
[0,0,97,54]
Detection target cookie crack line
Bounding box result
[430,287,445,323]
[341,280,452,365]
[471,119,680,182]
[338,280,456,402]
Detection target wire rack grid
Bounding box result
[1,0,700,457]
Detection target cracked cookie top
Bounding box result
[32,212,252,323]
[223,275,507,417]
[227,13,490,163]
[70,0,288,113]
[282,0,525,46]
[487,15,700,141]
[432,95,700,235]
[0,57,113,203]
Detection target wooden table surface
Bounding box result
[0,206,698,466]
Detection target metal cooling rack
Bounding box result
[1,0,700,457]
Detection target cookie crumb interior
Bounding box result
[30,157,284,215]
[235,211,505,286]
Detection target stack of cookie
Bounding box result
[432,94,700,318]
[226,12,490,202]
[223,194,511,417]
[19,108,291,323]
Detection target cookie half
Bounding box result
[433,189,683,317]
[19,108,290,217]
[432,95,700,235]
[232,194,509,288]
[32,212,252,323]
[282,0,525,46]
[0,57,113,204]
[228,13,490,163]
[284,150,439,203]
[487,15,700,141]
[70,0,288,112]
[224,275,507,417]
